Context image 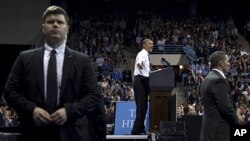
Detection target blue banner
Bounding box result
[114,101,149,135]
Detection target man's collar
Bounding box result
[213,69,226,79]
[45,42,66,54]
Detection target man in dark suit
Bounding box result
[200,51,238,141]
[3,6,105,141]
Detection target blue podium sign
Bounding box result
[114,101,149,135]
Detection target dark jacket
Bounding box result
[4,47,105,141]
[200,70,238,141]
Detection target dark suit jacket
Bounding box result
[4,47,105,141]
[200,70,237,141]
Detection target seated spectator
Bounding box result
[0,105,5,126]
[124,85,134,101]
[245,108,250,125]
[229,64,238,76]
[100,77,111,90]
[198,105,204,116]
[183,105,190,116]
[201,64,209,77]
[101,59,113,77]
[188,105,197,116]
[111,83,123,101]
[176,105,184,119]
[103,88,112,108]
[188,88,196,105]
[238,94,248,108]
[3,110,14,127]
[122,67,132,84]
[105,105,115,124]
[184,74,195,88]
[95,53,105,72]
[237,104,248,125]
[112,70,122,81]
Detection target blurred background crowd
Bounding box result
[1,0,250,129]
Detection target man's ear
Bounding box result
[219,61,223,68]
[42,24,45,33]
[66,25,70,33]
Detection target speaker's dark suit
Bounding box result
[4,47,105,141]
[200,70,237,141]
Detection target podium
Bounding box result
[149,67,175,131]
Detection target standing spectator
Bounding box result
[200,51,238,141]
[3,6,105,141]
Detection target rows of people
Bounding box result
[1,9,250,127]
[0,104,19,127]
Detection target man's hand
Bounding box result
[138,61,143,69]
[33,107,51,126]
[50,108,67,125]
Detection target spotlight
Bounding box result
[179,65,184,70]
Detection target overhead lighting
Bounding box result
[179,65,184,70]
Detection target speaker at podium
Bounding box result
[149,67,175,131]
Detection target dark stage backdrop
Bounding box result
[0,44,32,98]
[0,0,49,46]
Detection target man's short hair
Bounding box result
[142,39,152,48]
[209,51,226,68]
[43,5,69,25]
[142,39,148,45]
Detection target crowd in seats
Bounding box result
[0,103,19,127]
[1,9,250,127]
[65,10,135,125]
[170,15,250,124]
[237,103,250,124]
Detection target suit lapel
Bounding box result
[36,47,45,102]
[60,47,73,96]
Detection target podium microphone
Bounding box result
[161,57,170,66]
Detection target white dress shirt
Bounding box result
[213,69,226,79]
[134,49,150,77]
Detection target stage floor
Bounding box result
[0,132,156,141]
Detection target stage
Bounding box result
[0,132,156,141]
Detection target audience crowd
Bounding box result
[1,9,250,128]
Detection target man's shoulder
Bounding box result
[206,71,223,79]
[137,49,147,56]
[66,47,90,59]
[19,47,43,56]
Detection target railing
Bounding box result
[151,45,184,54]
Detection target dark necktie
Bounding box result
[46,49,57,113]
[148,55,152,70]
